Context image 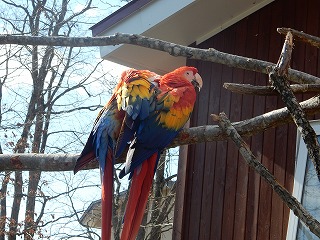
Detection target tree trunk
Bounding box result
[8,171,22,240]
[0,172,10,240]
[25,171,41,239]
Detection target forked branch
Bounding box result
[268,31,320,179]
[213,112,320,238]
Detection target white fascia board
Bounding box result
[98,0,195,59]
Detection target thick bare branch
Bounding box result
[214,112,320,239]
[223,83,320,95]
[174,95,320,146]
[1,95,320,172]
[0,33,319,84]
[270,70,320,179]
[269,31,320,179]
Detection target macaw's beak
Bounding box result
[191,73,203,92]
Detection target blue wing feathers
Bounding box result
[119,116,180,179]
[123,96,152,121]
[140,99,150,119]
[114,116,137,159]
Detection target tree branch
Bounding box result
[213,112,320,238]
[0,33,320,84]
[278,27,320,49]
[268,31,320,179]
[223,83,320,95]
[1,95,320,172]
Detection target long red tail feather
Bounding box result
[101,151,113,240]
[120,153,158,240]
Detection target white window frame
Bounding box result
[286,120,320,239]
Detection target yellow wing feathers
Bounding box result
[116,78,154,111]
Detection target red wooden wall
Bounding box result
[178,0,320,239]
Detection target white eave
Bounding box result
[92,0,274,74]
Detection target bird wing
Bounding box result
[114,69,160,159]
[74,68,159,240]
[119,84,195,179]
[73,69,159,173]
[119,68,199,240]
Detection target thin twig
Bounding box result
[278,27,320,49]
[213,112,320,239]
[276,31,293,76]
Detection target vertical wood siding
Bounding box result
[181,0,320,239]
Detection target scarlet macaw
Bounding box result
[74,66,202,240]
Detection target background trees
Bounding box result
[0,1,178,239]
[0,0,119,239]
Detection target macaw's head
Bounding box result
[162,66,203,92]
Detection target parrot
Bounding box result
[73,68,160,240]
[73,66,203,240]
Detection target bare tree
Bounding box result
[0,0,120,239]
[0,1,180,239]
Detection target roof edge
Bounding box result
[90,0,153,36]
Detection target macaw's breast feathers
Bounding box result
[155,66,202,131]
